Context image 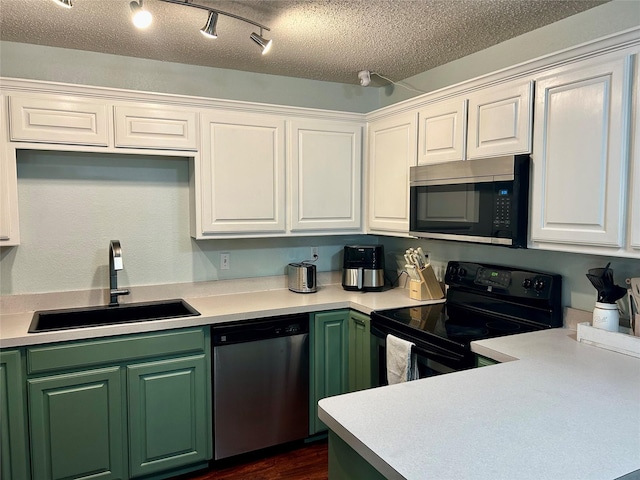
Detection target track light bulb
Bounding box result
[358,70,371,87]
[250,31,272,55]
[51,0,72,7]
[201,11,218,39]
[130,1,152,29]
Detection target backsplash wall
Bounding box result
[380,237,640,316]
[0,150,370,295]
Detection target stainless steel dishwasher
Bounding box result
[212,314,309,460]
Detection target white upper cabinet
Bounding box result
[289,119,362,232]
[0,95,20,245]
[114,105,198,150]
[367,111,417,234]
[466,79,533,159]
[530,52,633,253]
[417,98,467,165]
[9,94,110,146]
[199,111,287,236]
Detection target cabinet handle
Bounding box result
[353,318,366,326]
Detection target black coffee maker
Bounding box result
[342,245,385,291]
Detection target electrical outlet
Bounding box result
[311,247,319,259]
[220,253,230,270]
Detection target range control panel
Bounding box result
[445,261,562,301]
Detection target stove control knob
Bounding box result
[458,268,467,277]
[448,265,459,276]
[522,278,532,289]
[534,279,545,291]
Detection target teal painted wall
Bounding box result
[376,0,640,106]
[0,41,378,113]
[1,2,639,310]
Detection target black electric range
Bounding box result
[370,261,562,382]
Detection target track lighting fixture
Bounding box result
[250,29,273,55]
[130,0,152,29]
[55,0,272,55]
[51,0,72,8]
[200,11,218,39]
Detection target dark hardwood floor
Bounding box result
[173,439,328,480]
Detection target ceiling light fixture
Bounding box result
[200,11,218,39]
[130,0,152,29]
[51,0,73,8]
[250,29,273,55]
[158,0,272,53]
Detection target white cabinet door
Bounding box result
[9,95,110,146]
[114,105,198,150]
[367,112,417,234]
[0,96,20,245]
[199,111,286,235]
[417,98,467,165]
[289,119,362,232]
[467,79,533,159]
[531,55,631,248]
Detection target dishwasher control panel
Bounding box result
[212,314,309,346]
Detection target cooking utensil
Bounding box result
[586,263,627,304]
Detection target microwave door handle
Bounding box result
[358,267,363,290]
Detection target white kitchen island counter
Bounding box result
[318,328,640,480]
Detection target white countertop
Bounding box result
[0,283,441,348]
[318,328,640,480]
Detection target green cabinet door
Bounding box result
[1,350,30,480]
[28,367,126,480]
[127,355,210,478]
[309,310,349,435]
[348,311,372,393]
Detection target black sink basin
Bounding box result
[29,299,200,333]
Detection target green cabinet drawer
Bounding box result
[128,355,210,478]
[27,327,206,374]
[28,367,126,480]
[1,349,30,480]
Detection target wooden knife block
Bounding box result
[409,264,444,300]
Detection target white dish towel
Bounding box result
[386,334,418,384]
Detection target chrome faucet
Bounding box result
[109,240,130,306]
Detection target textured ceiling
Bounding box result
[0,0,608,85]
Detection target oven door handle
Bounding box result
[411,345,463,363]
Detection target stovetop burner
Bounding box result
[371,261,563,351]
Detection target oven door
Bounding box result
[371,324,473,387]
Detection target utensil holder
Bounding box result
[592,302,619,332]
[409,264,444,300]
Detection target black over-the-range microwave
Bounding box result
[409,155,530,248]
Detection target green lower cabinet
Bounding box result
[328,430,387,480]
[1,350,31,480]
[309,310,349,435]
[25,327,211,480]
[476,354,499,367]
[127,355,209,478]
[28,367,126,480]
[347,311,372,393]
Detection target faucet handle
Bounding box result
[110,240,124,270]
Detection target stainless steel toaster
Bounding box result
[287,262,317,293]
